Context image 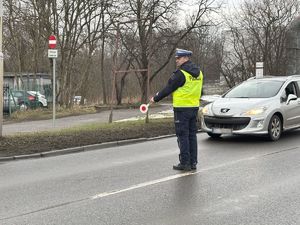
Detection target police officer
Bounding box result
[150,48,203,171]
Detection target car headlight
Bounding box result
[202,105,211,115]
[243,107,267,116]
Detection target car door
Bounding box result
[281,82,300,128]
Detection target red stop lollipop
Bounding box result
[139,103,149,113]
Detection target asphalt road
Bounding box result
[0,131,299,225]
[2,104,172,135]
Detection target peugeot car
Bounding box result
[201,75,300,141]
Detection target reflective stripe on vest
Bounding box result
[172,70,203,107]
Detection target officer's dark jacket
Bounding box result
[153,60,201,110]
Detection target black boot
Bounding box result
[191,164,197,170]
[173,163,191,171]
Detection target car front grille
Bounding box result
[203,116,251,130]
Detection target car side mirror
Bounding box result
[286,94,297,105]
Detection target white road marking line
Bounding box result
[91,156,258,200]
[91,172,195,199]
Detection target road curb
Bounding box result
[40,147,84,157]
[0,156,14,162]
[0,135,174,162]
[14,153,42,160]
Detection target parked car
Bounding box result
[73,96,87,105]
[11,90,47,111]
[201,75,300,141]
[73,96,82,104]
[3,95,19,113]
[27,91,48,107]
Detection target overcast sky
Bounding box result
[179,0,241,26]
[225,0,242,6]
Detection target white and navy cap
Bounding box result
[175,48,192,58]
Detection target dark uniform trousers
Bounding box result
[174,108,199,166]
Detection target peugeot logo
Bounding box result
[221,108,230,113]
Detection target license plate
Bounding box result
[212,128,232,134]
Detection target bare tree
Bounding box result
[3,0,52,90]
[49,0,112,107]
[181,26,223,82]
[221,0,299,87]
[113,0,220,103]
[4,0,28,74]
[73,0,116,106]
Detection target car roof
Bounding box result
[247,75,300,82]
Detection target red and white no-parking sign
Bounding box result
[48,35,57,49]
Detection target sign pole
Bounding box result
[52,58,56,127]
[48,35,58,127]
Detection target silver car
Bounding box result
[201,75,300,141]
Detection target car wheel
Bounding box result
[268,114,282,141]
[19,103,28,111]
[207,132,222,139]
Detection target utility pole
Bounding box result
[0,0,3,136]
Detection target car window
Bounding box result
[285,82,297,96]
[296,81,300,95]
[224,80,284,98]
[12,91,24,97]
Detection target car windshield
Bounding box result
[224,80,284,98]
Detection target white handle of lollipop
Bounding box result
[139,102,151,113]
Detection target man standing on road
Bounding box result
[150,48,203,171]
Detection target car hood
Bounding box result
[210,97,273,116]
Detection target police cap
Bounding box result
[175,48,193,58]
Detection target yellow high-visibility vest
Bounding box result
[172,70,203,107]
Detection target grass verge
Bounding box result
[0,118,182,157]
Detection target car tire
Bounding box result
[19,103,28,111]
[207,132,222,139]
[268,114,282,141]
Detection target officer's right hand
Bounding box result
[150,97,155,103]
